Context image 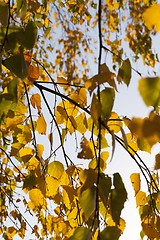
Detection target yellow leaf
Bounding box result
[36,113,47,134]
[79,88,87,108]
[60,171,71,186]
[29,189,46,208]
[37,144,44,159]
[46,176,59,197]
[48,161,64,179]
[130,173,140,196]
[48,132,53,147]
[57,76,68,87]
[154,153,160,170]
[66,115,77,134]
[136,191,147,208]
[142,222,160,239]
[19,147,34,163]
[123,133,139,155]
[75,112,88,134]
[17,125,32,144]
[77,136,95,159]
[27,157,40,171]
[90,93,101,124]
[144,4,160,33]
[107,112,123,133]
[62,186,74,210]
[30,93,41,114]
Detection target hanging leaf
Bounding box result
[30,93,41,114]
[144,4,160,33]
[138,77,160,109]
[75,113,88,134]
[120,127,128,150]
[77,136,94,159]
[37,144,44,159]
[28,65,39,82]
[100,226,121,240]
[24,21,37,50]
[130,173,140,196]
[0,2,9,27]
[98,173,111,207]
[48,161,64,179]
[36,113,47,135]
[29,189,45,208]
[3,53,28,79]
[90,93,101,124]
[111,173,127,225]
[100,88,115,123]
[136,191,147,208]
[7,78,18,103]
[117,58,131,86]
[68,227,91,240]
[80,185,96,220]
[23,172,36,189]
[154,154,160,170]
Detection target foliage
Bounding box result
[0,0,160,239]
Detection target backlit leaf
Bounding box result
[138,77,160,108]
[48,161,64,179]
[75,113,88,134]
[37,144,44,159]
[117,58,131,86]
[7,78,18,103]
[46,176,59,197]
[30,93,41,114]
[29,189,45,208]
[107,112,123,133]
[28,65,39,82]
[100,88,115,123]
[90,93,101,123]
[130,173,140,196]
[80,185,96,220]
[77,136,94,159]
[27,157,40,171]
[144,4,160,33]
[111,173,127,224]
[137,138,151,153]
[136,191,147,208]
[36,113,47,135]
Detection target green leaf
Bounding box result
[118,58,131,86]
[137,138,151,154]
[80,185,96,220]
[23,172,36,189]
[98,173,111,207]
[0,2,9,27]
[111,173,127,225]
[24,21,37,50]
[17,0,27,20]
[68,227,91,240]
[42,0,47,11]
[100,226,121,240]
[48,161,64,179]
[138,77,160,109]
[7,78,18,103]
[100,88,115,123]
[3,52,28,79]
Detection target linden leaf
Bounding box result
[48,161,64,179]
[36,113,47,135]
[138,77,160,109]
[30,93,41,114]
[136,191,147,208]
[100,88,115,123]
[154,154,160,170]
[144,4,160,33]
[117,58,131,86]
[130,173,140,196]
[111,173,127,225]
[77,136,94,159]
[90,93,101,123]
[80,185,96,220]
[28,65,39,82]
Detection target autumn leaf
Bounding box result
[77,136,94,159]
[90,93,101,123]
[154,154,160,170]
[47,161,64,179]
[144,4,160,33]
[36,113,47,134]
[100,88,115,123]
[130,173,140,196]
[28,65,39,82]
[30,93,41,114]
[136,191,147,208]
[117,58,131,86]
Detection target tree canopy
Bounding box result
[1,0,160,239]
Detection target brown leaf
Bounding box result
[28,65,39,82]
